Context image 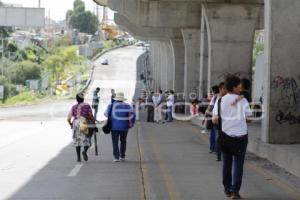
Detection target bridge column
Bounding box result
[165,41,175,91]
[149,41,156,91]
[263,0,300,144]
[160,42,168,91]
[182,29,201,102]
[171,38,185,96]
[202,3,260,86]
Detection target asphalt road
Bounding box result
[0,46,299,200]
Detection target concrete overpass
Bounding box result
[94,0,300,145]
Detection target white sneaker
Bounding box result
[113,159,120,162]
[120,158,126,162]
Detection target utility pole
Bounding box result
[38,0,41,8]
[0,38,4,77]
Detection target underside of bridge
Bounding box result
[94,0,300,145]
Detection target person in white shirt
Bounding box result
[166,90,175,122]
[152,90,163,123]
[212,76,252,199]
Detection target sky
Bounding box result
[2,0,113,21]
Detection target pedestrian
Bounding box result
[152,90,163,123]
[212,76,252,199]
[92,87,100,119]
[146,92,155,122]
[205,85,219,153]
[67,93,94,162]
[190,100,199,116]
[111,89,116,103]
[212,82,226,161]
[104,92,135,162]
[231,78,252,106]
[166,90,175,122]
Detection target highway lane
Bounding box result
[0,46,145,199]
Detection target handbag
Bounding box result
[206,118,214,130]
[79,117,89,135]
[102,103,113,134]
[216,98,246,156]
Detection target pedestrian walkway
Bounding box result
[7,116,300,199]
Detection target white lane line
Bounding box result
[68,164,83,177]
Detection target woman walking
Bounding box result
[104,92,135,162]
[67,93,94,162]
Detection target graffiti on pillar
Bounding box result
[271,75,300,110]
[275,110,300,125]
[217,72,241,80]
[271,75,300,125]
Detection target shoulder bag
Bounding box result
[102,103,113,134]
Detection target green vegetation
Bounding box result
[0,39,89,106]
[4,91,47,106]
[253,30,264,68]
[66,0,99,34]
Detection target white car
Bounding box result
[101,58,109,65]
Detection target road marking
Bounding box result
[68,164,83,177]
[140,123,178,200]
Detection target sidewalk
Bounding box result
[191,117,300,178]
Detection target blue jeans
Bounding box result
[214,127,222,160]
[111,131,128,159]
[167,106,173,122]
[222,136,248,193]
[209,128,216,152]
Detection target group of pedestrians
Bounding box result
[202,76,252,199]
[146,90,175,123]
[67,88,134,163]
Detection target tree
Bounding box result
[0,1,13,38]
[66,0,99,34]
[10,61,41,85]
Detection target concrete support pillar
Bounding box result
[263,0,300,144]
[149,41,156,91]
[160,42,168,91]
[170,38,185,96]
[153,41,161,91]
[200,12,209,98]
[182,29,201,102]
[203,3,260,86]
[165,41,174,91]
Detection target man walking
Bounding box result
[212,76,252,199]
[92,87,100,119]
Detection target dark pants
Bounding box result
[222,136,248,193]
[111,131,128,159]
[93,107,98,120]
[209,128,216,152]
[147,106,154,122]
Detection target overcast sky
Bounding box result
[2,0,113,21]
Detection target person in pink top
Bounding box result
[67,93,94,162]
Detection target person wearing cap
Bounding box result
[104,92,134,162]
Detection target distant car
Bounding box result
[101,59,109,65]
[135,41,145,47]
